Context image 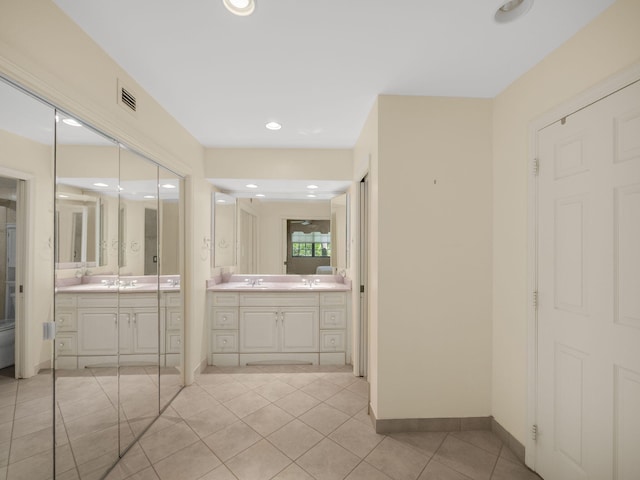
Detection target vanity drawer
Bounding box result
[55,310,77,332]
[56,333,77,356]
[167,333,182,353]
[164,293,182,308]
[239,293,319,307]
[77,294,118,308]
[320,308,346,329]
[119,294,158,307]
[55,294,77,308]
[166,309,183,330]
[211,308,239,329]
[320,330,345,352]
[211,330,238,353]
[320,292,346,307]
[211,292,239,307]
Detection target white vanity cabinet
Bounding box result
[209,289,348,367]
[56,291,181,368]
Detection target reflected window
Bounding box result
[291,231,331,258]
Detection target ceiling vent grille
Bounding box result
[117,79,137,116]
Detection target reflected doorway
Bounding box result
[0,175,18,373]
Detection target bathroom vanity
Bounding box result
[208,275,351,366]
[55,276,182,369]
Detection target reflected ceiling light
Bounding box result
[57,194,69,198]
[494,0,533,23]
[255,193,265,198]
[246,183,258,188]
[144,195,155,199]
[216,199,226,203]
[265,121,282,131]
[223,0,255,16]
[62,118,82,127]
[161,183,177,189]
[307,194,317,198]
[307,185,318,190]
[93,182,109,187]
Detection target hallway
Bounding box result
[107,366,541,480]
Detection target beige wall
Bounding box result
[0,0,209,381]
[492,0,640,443]
[205,148,352,180]
[375,95,493,419]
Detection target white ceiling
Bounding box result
[52,0,616,149]
[209,178,351,201]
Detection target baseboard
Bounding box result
[368,406,525,464]
[491,418,526,464]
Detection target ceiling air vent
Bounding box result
[117,79,137,116]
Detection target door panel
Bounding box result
[537,80,640,480]
[240,308,279,352]
[281,307,319,352]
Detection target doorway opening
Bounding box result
[285,219,331,275]
[0,175,18,376]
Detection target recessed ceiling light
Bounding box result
[93,182,109,187]
[216,199,226,203]
[265,121,282,131]
[144,195,155,199]
[307,185,319,190]
[57,194,69,198]
[307,194,317,198]
[62,118,82,127]
[161,184,176,189]
[494,0,533,23]
[246,184,258,189]
[222,0,255,16]
[255,194,265,198]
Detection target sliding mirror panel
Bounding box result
[55,111,120,478]
[0,78,56,479]
[117,147,160,455]
[158,166,183,409]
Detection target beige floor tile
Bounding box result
[64,407,119,440]
[123,466,160,480]
[274,390,320,417]
[490,458,542,480]
[170,386,218,419]
[0,393,15,410]
[8,427,56,464]
[153,441,221,480]
[6,449,53,480]
[0,406,14,426]
[197,464,237,480]
[321,373,358,388]
[300,380,343,401]
[103,443,150,480]
[432,436,498,480]
[0,423,11,445]
[449,431,503,456]
[139,422,199,464]
[222,391,270,418]
[195,373,236,387]
[389,431,447,458]
[58,392,114,424]
[69,424,120,467]
[278,373,321,389]
[267,419,324,460]
[184,403,238,438]
[297,438,360,480]
[231,373,277,390]
[144,406,182,437]
[299,403,350,436]
[345,380,369,399]
[13,396,51,420]
[365,437,429,480]
[242,404,293,437]
[346,462,393,480]
[76,450,121,480]
[226,440,291,480]
[252,380,297,402]
[272,463,315,480]
[203,421,261,462]
[351,408,373,426]
[498,445,521,465]
[203,382,249,403]
[324,390,368,416]
[329,418,385,458]
[0,440,9,468]
[418,460,472,480]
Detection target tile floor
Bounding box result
[0,365,181,480]
[103,365,542,480]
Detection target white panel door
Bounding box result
[77,309,118,355]
[280,307,319,352]
[239,308,279,352]
[537,80,640,480]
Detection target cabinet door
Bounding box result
[239,308,279,353]
[280,307,319,352]
[119,312,133,354]
[77,309,118,355]
[132,308,160,354]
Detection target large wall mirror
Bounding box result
[210,179,350,274]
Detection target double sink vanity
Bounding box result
[208,275,351,367]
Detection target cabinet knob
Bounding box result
[330,338,336,345]
[177,339,181,345]
[331,315,336,321]
[59,318,65,324]
[59,342,65,348]
[222,339,227,345]
[222,316,227,321]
